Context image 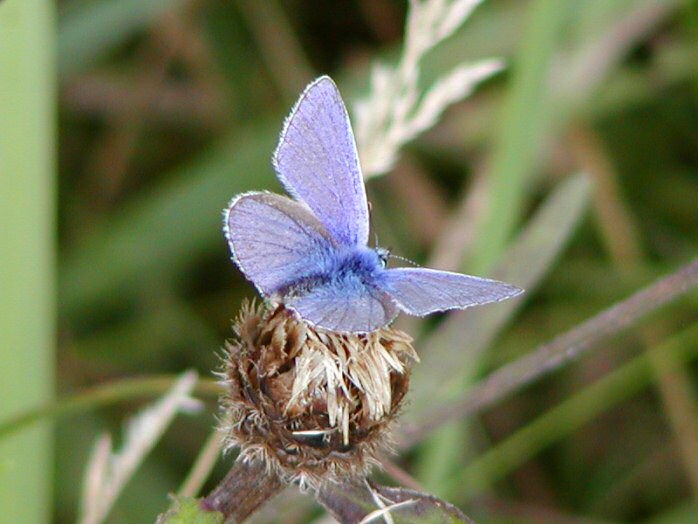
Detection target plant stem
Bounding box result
[459,322,698,496]
[401,257,698,447]
[470,0,567,274]
[0,376,221,440]
[178,429,224,497]
[200,460,285,523]
[570,123,698,495]
[0,1,55,522]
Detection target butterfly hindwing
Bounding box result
[273,76,369,248]
[381,267,523,317]
[224,192,335,296]
[286,281,398,333]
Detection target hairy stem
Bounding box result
[401,257,698,447]
[200,460,285,523]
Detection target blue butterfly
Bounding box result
[224,76,522,333]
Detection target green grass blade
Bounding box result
[60,127,277,319]
[459,322,698,497]
[0,0,55,521]
[0,376,220,441]
[409,174,589,496]
[407,174,591,419]
[470,0,570,275]
[58,0,188,78]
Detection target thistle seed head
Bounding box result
[219,301,418,488]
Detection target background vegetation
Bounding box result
[1,0,698,522]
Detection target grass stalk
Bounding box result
[0,376,221,441]
[401,256,698,447]
[570,124,698,494]
[178,429,224,497]
[0,1,55,521]
[470,0,568,274]
[459,323,698,496]
[418,0,570,493]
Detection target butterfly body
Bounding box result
[274,245,384,300]
[224,76,523,333]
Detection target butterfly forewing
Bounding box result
[273,76,369,248]
[381,267,523,316]
[224,192,335,296]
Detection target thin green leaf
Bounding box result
[410,173,590,496]
[157,496,223,524]
[406,174,591,420]
[0,377,220,441]
[60,127,277,319]
[470,0,569,274]
[459,322,698,497]
[58,0,188,78]
[467,1,676,277]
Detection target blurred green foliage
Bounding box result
[1,0,698,522]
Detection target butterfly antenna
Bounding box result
[388,253,421,267]
[368,200,380,248]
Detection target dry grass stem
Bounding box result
[79,371,201,524]
[401,257,698,447]
[177,429,225,497]
[354,0,502,177]
[569,125,698,495]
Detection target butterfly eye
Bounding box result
[376,247,390,268]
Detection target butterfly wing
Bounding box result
[286,282,398,333]
[381,267,523,316]
[273,76,369,247]
[224,192,335,296]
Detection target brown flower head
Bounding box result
[219,301,418,488]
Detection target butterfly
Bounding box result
[224,76,522,333]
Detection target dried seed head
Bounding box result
[219,301,418,488]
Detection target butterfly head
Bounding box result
[375,247,390,268]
